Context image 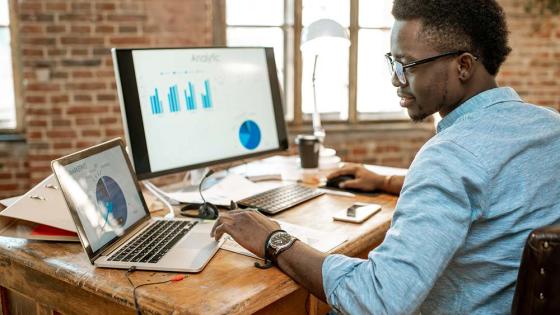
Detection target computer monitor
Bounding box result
[112,47,288,180]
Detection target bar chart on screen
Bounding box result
[129,48,282,171]
[148,80,213,115]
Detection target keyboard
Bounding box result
[237,184,324,214]
[108,220,197,264]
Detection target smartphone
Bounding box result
[333,203,382,223]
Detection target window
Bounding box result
[224,0,406,125]
[301,0,349,121]
[0,0,17,130]
[357,0,402,119]
[225,0,294,120]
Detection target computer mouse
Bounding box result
[326,174,356,188]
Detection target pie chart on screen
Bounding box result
[96,176,128,228]
[239,120,261,150]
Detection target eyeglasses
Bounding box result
[385,51,477,85]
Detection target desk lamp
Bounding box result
[300,19,350,167]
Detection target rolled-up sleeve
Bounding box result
[322,140,488,314]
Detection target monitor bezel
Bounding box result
[51,138,151,263]
[112,46,289,180]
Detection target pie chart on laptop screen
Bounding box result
[239,120,261,150]
[96,176,128,228]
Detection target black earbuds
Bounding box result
[180,170,219,220]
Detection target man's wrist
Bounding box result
[274,238,299,263]
[382,175,394,191]
[255,229,285,269]
[263,229,285,258]
[265,231,298,266]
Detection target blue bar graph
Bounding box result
[149,88,163,114]
[202,80,212,109]
[167,85,180,113]
[149,80,213,116]
[184,82,197,111]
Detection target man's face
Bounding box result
[390,19,462,122]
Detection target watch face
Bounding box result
[270,232,292,248]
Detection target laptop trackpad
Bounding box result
[162,229,220,268]
[181,231,217,250]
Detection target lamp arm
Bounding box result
[312,54,318,82]
[311,54,325,142]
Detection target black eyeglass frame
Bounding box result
[385,50,478,85]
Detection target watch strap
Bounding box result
[254,229,285,269]
[268,232,297,266]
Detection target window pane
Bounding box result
[302,48,348,118]
[226,27,285,89]
[0,27,16,128]
[0,0,9,26]
[357,29,402,114]
[226,0,284,26]
[359,0,394,28]
[302,0,349,27]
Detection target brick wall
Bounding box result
[0,0,213,198]
[286,127,435,168]
[0,142,28,195]
[497,0,560,110]
[0,0,558,199]
[324,128,435,167]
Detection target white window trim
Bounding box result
[216,0,429,130]
[0,0,23,133]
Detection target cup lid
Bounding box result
[295,134,319,144]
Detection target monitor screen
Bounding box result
[112,47,288,179]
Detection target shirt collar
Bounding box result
[437,87,523,133]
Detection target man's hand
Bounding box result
[211,209,329,302]
[327,163,385,191]
[211,209,280,257]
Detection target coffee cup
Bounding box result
[295,135,320,168]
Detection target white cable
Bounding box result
[143,180,175,219]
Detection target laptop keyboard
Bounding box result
[108,220,197,264]
[237,184,324,214]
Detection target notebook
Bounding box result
[51,138,223,272]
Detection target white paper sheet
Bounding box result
[0,196,21,207]
[220,219,347,259]
[166,174,282,206]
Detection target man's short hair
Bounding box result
[392,0,512,76]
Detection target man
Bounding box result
[211,0,560,313]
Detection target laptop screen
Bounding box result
[52,141,150,255]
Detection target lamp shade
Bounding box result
[300,19,350,54]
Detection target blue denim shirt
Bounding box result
[322,87,560,314]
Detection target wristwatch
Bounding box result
[265,230,298,266]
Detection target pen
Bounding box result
[318,188,356,198]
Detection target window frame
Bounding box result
[215,0,432,129]
[0,0,23,133]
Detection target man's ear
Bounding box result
[457,53,476,82]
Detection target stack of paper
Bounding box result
[221,219,347,259]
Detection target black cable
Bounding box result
[198,169,215,206]
[126,267,142,315]
[126,267,186,315]
[180,169,219,219]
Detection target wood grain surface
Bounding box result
[0,186,397,315]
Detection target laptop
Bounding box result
[51,138,223,272]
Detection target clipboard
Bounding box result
[0,174,79,241]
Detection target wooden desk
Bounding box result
[0,188,397,315]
